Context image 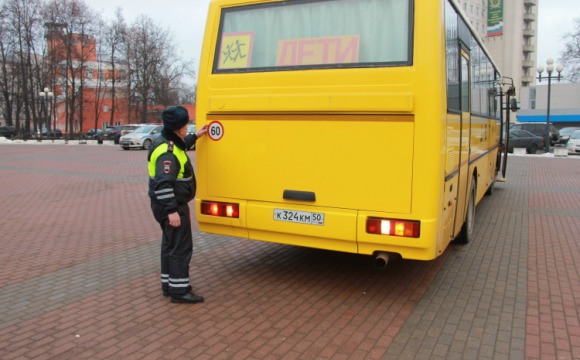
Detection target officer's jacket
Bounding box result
[148,130,198,214]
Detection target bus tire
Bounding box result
[456,177,476,244]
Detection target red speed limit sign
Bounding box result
[207,121,224,141]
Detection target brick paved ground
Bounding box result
[0,143,579,359]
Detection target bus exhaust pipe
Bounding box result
[374,252,391,269]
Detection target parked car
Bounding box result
[119,124,163,150]
[42,129,63,139]
[83,128,104,139]
[102,124,141,144]
[509,122,560,145]
[558,127,580,145]
[507,129,545,154]
[187,123,196,150]
[0,125,16,139]
[566,130,580,155]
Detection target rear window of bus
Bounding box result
[213,0,413,73]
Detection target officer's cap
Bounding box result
[162,106,189,130]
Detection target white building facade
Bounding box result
[452,1,579,129]
[518,82,580,129]
[456,0,539,90]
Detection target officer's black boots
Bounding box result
[170,292,204,304]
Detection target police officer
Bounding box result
[148,106,207,304]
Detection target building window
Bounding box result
[530,87,536,110]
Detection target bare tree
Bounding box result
[125,15,191,122]
[561,18,580,83]
[41,21,66,134]
[0,0,44,137]
[91,18,107,133]
[103,8,127,125]
[178,83,197,105]
[43,0,96,137]
[1,0,198,135]
[155,56,197,106]
[0,8,17,127]
[126,15,165,122]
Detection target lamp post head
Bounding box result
[537,59,564,82]
[39,88,53,98]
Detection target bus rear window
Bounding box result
[213,0,413,73]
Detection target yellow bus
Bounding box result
[196,0,505,265]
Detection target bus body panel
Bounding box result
[206,92,414,114]
[204,115,414,214]
[247,201,358,253]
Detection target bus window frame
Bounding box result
[211,0,415,74]
[445,0,499,120]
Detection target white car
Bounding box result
[119,125,163,150]
[566,130,580,155]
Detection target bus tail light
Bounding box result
[201,201,239,218]
[366,217,420,238]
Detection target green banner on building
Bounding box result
[487,0,503,37]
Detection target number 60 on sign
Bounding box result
[208,121,224,141]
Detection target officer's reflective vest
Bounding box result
[148,141,187,179]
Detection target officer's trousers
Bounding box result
[151,201,193,295]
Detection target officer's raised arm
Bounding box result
[184,124,208,150]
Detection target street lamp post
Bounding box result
[536,59,563,153]
[38,88,54,141]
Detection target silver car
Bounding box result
[566,130,580,155]
[119,125,163,150]
[559,127,580,145]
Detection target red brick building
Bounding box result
[46,29,131,133]
[46,28,194,134]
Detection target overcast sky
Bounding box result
[536,0,577,68]
[92,0,578,81]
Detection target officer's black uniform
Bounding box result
[148,106,203,304]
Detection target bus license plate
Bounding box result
[273,209,324,226]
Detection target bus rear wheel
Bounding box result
[456,178,476,244]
